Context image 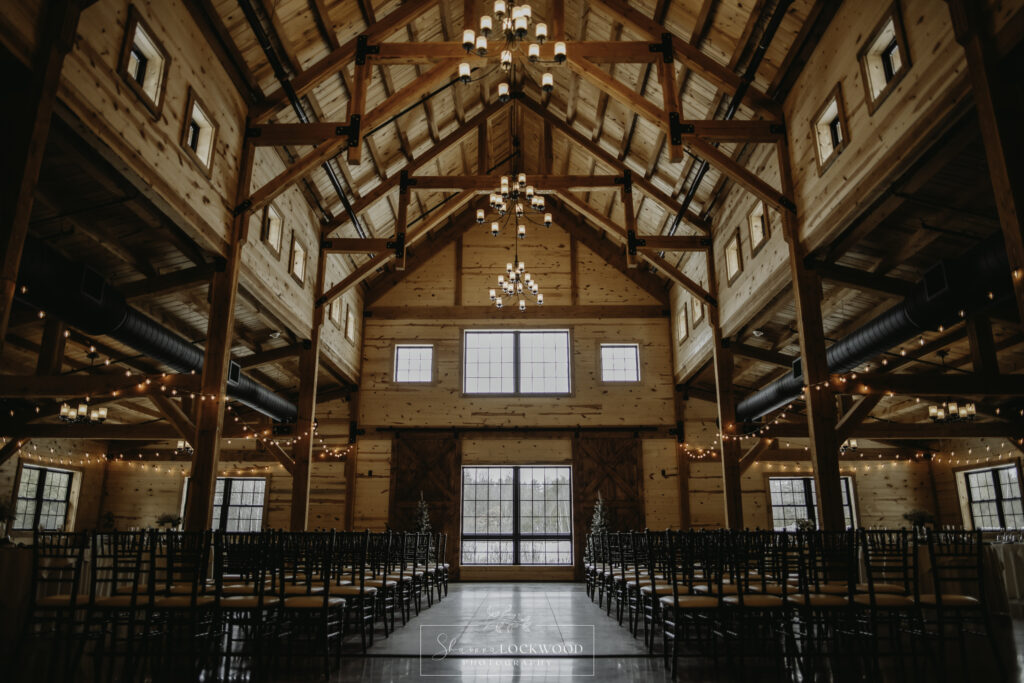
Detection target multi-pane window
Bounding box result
[463,330,570,395]
[964,466,1024,530]
[461,466,572,565]
[14,466,73,531]
[212,478,266,532]
[393,344,433,382]
[768,477,855,531]
[600,344,640,382]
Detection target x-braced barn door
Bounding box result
[389,433,462,577]
[571,436,645,579]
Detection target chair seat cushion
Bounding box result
[327,584,378,596]
[852,593,914,607]
[93,595,151,607]
[786,593,850,608]
[284,596,346,609]
[918,593,980,607]
[723,594,784,608]
[659,595,719,609]
[692,583,740,595]
[754,582,788,595]
[814,581,852,595]
[640,584,678,595]
[153,595,217,608]
[36,594,78,607]
[220,595,281,608]
[855,582,906,594]
[220,583,257,595]
[280,584,325,595]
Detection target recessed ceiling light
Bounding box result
[268,331,281,340]
[752,329,765,338]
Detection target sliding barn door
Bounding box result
[389,433,462,577]
[572,436,646,579]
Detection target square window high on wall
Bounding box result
[262,205,283,257]
[290,235,306,285]
[394,344,434,383]
[812,84,849,174]
[118,6,169,118]
[859,2,911,114]
[748,201,769,256]
[725,229,743,284]
[181,88,217,172]
[676,306,688,344]
[691,296,704,325]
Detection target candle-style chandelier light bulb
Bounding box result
[500,49,513,69]
[491,221,500,236]
[459,62,471,83]
[554,41,567,63]
[542,72,554,92]
[498,82,510,102]
[535,22,547,42]
[475,35,488,55]
[517,224,526,239]
[462,29,475,51]
[528,43,540,61]
[476,208,485,223]
[479,15,493,35]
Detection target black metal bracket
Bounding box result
[780,196,797,213]
[315,295,328,307]
[669,420,686,443]
[769,123,786,135]
[649,33,674,63]
[348,420,365,444]
[232,199,252,217]
[669,112,693,145]
[615,168,633,193]
[386,231,406,259]
[245,126,262,139]
[346,114,361,147]
[355,35,379,65]
[627,229,644,255]
[399,169,416,194]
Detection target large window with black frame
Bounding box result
[963,465,1024,530]
[181,477,267,531]
[13,465,73,531]
[768,476,856,530]
[461,466,572,565]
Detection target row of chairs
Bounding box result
[585,528,1007,681]
[19,529,449,681]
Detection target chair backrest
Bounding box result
[860,528,917,597]
[803,530,856,596]
[90,530,150,604]
[31,530,89,607]
[150,530,211,602]
[926,529,985,604]
[338,530,369,590]
[214,531,274,602]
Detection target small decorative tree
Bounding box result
[415,491,432,533]
[584,492,609,562]
[0,497,15,543]
[156,513,182,529]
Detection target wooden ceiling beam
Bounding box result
[0,373,200,399]
[839,372,1024,397]
[367,305,667,319]
[733,343,797,369]
[590,0,781,119]
[121,263,217,300]
[251,0,440,122]
[237,342,305,369]
[520,98,709,233]
[808,261,916,298]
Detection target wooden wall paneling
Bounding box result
[643,439,681,529]
[946,0,1024,329]
[0,0,81,355]
[184,140,255,532]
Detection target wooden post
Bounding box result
[35,319,66,375]
[777,141,844,531]
[622,173,639,269]
[344,392,359,530]
[477,122,488,172]
[549,0,564,41]
[0,0,82,355]
[543,121,554,175]
[657,50,684,163]
[966,314,999,376]
[347,59,369,165]
[291,248,328,531]
[704,246,742,528]
[395,171,410,270]
[183,141,255,532]
[673,388,691,529]
[946,0,1024,330]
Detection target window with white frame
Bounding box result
[725,229,743,283]
[394,344,433,383]
[13,466,73,531]
[345,305,356,342]
[813,85,848,172]
[677,306,688,343]
[463,330,570,395]
[859,4,910,111]
[119,7,168,116]
[328,300,341,326]
[290,236,306,285]
[182,89,216,171]
[768,476,856,530]
[182,477,266,531]
[963,465,1023,530]
[461,466,572,565]
[262,205,283,256]
[691,296,704,325]
[600,343,640,382]
[748,201,769,255]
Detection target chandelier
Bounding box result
[928,400,976,423]
[459,2,567,97]
[59,402,107,424]
[175,440,195,456]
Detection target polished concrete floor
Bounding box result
[302,582,1023,682]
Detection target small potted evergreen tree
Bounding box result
[584,492,609,563]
